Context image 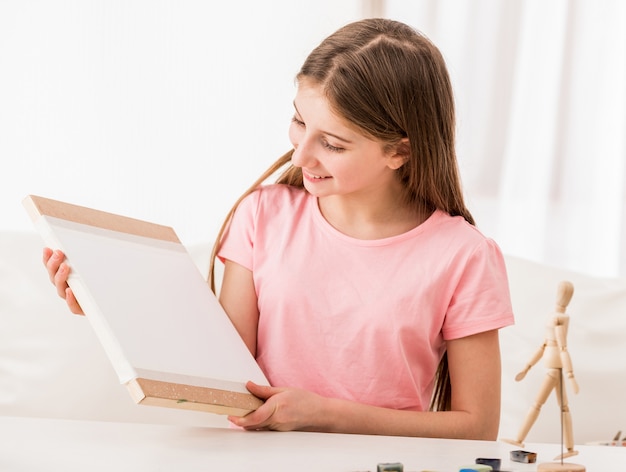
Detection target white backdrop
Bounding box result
[2,0,626,277]
[388,0,626,277]
[0,0,362,249]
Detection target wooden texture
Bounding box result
[502,281,581,461]
[537,463,586,471]
[127,378,263,416]
[24,195,179,242]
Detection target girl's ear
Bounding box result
[386,138,411,170]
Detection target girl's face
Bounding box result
[288,82,406,200]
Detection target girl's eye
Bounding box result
[291,116,305,127]
[322,140,345,153]
[291,115,344,152]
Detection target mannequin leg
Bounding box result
[503,370,558,447]
[553,373,578,460]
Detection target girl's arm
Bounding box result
[218,260,260,356]
[230,329,502,440]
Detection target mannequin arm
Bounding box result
[515,343,546,381]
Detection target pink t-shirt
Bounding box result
[218,184,514,411]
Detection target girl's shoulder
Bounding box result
[422,211,504,263]
[429,210,492,243]
[255,183,307,199]
[235,184,311,224]
[245,183,310,209]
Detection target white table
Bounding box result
[0,415,623,471]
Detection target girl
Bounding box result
[45,18,514,440]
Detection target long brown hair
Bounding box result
[209,18,473,412]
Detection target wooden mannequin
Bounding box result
[503,281,585,471]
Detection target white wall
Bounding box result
[5,1,626,278]
[0,0,363,247]
[387,0,626,278]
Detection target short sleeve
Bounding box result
[216,190,261,271]
[442,238,514,340]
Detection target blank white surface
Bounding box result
[0,416,622,472]
[44,216,267,389]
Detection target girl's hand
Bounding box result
[228,381,326,432]
[42,247,84,315]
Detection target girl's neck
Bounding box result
[317,191,431,240]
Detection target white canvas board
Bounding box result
[25,197,268,397]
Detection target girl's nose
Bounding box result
[291,138,317,169]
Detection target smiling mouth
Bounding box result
[304,170,331,180]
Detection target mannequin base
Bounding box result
[537,462,585,471]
